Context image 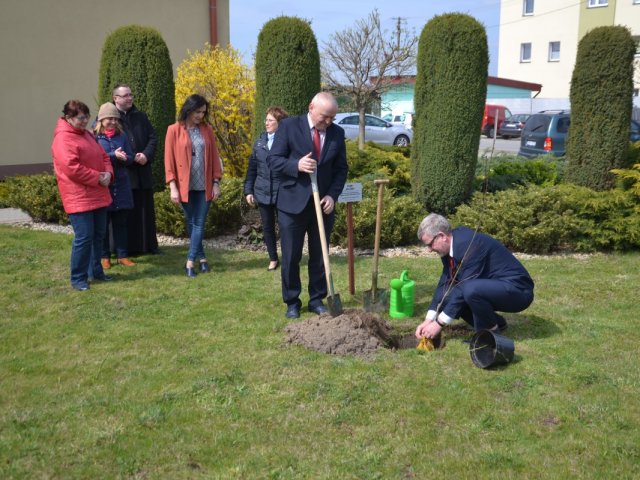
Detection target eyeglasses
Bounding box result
[115,93,133,98]
[423,232,441,249]
[75,115,90,122]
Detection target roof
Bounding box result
[370,75,542,93]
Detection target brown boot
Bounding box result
[117,258,136,267]
[101,258,111,270]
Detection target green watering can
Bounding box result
[389,270,415,319]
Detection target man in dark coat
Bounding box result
[112,84,159,255]
[415,213,534,340]
[268,92,348,318]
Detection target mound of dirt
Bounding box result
[284,309,394,357]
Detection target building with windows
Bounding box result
[498,0,640,107]
[378,75,542,121]
[0,0,229,179]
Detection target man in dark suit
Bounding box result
[415,213,534,339]
[268,92,348,318]
[112,84,159,255]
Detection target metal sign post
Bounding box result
[337,183,363,296]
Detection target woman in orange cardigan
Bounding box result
[165,94,222,277]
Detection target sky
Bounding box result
[229,0,502,76]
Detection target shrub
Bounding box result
[154,178,244,238]
[97,25,175,192]
[175,44,255,178]
[331,183,425,248]
[411,14,488,213]
[345,142,412,195]
[2,174,67,224]
[474,155,564,192]
[566,26,636,190]
[452,184,640,253]
[254,16,321,139]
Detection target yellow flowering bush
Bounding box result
[176,44,255,178]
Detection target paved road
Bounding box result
[479,136,521,156]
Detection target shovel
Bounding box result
[310,171,344,316]
[363,179,389,312]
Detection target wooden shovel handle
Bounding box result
[371,179,389,292]
[310,171,334,296]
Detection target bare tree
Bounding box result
[322,9,417,150]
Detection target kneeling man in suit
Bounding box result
[415,213,534,339]
[268,92,348,319]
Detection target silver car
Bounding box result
[335,113,413,146]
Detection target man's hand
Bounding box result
[134,153,148,165]
[415,318,442,339]
[320,195,335,214]
[298,152,317,173]
[245,194,255,207]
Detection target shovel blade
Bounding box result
[327,294,344,317]
[363,288,388,312]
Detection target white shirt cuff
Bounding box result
[437,311,454,325]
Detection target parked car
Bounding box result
[519,110,570,158]
[520,111,640,158]
[631,119,640,142]
[382,112,413,129]
[482,104,512,138]
[335,113,413,146]
[498,113,530,138]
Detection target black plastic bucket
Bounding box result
[469,329,515,368]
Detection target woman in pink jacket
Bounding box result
[165,94,222,277]
[52,100,114,291]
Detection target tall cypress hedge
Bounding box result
[254,17,320,139]
[411,14,488,214]
[97,25,175,191]
[566,26,636,190]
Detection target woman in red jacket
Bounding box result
[52,100,114,291]
[165,94,222,277]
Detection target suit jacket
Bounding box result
[243,132,280,205]
[268,115,348,214]
[118,105,157,190]
[430,226,534,315]
[164,122,223,203]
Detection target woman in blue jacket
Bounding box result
[243,106,288,271]
[94,103,135,269]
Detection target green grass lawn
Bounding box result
[1,225,639,479]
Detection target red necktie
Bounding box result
[313,128,321,161]
[449,256,455,278]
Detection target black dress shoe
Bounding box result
[285,305,300,319]
[199,261,210,273]
[267,260,279,271]
[308,303,329,315]
[495,314,508,332]
[93,274,113,282]
[185,266,197,278]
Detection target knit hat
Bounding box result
[97,102,120,121]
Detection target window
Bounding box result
[339,116,358,126]
[548,41,561,61]
[523,0,534,15]
[520,43,532,62]
[587,0,608,6]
